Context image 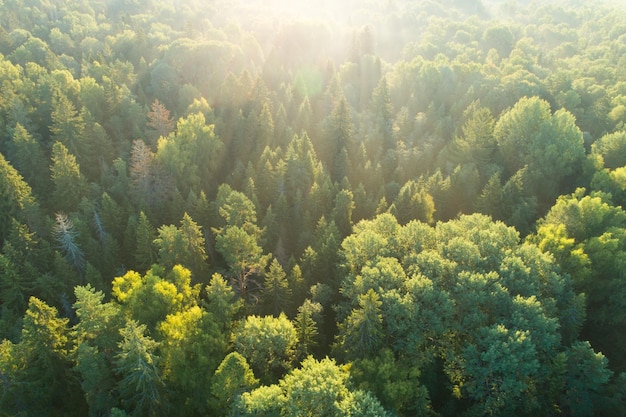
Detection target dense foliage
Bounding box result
[0,0,625,415]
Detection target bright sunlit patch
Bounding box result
[264,0,329,19]
[241,0,345,23]
[294,67,324,98]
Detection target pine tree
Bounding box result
[52,212,85,278]
[179,212,208,276]
[11,297,78,415]
[50,92,85,158]
[154,213,207,277]
[115,320,164,417]
[294,299,322,360]
[7,123,48,195]
[338,289,384,359]
[0,152,37,241]
[260,258,292,316]
[371,77,394,152]
[50,141,88,213]
[332,189,356,238]
[209,352,259,413]
[325,95,353,182]
[134,211,157,271]
[204,272,242,333]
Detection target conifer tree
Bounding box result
[370,77,394,152]
[1,297,79,416]
[134,211,157,271]
[115,320,164,417]
[154,213,207,277]
[50,91,85,158]
[210,352,260,413]
[260,258,291,316]
[0,152,37,241]
[146,99,174,148]
[52,212,85,278]
[338,289,384,359]
[7,123,48,194]
[204,272,242,333]
[50,141,88,213]
[325,95,353,182]
[294,299,322,360]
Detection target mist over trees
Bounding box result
[0,0,626,416]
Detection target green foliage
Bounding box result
[158,305,226,415]
[50,141,88,213]
[232,314,297,383]
[52,212,85,277]
[559,341,613,417]
[234,384,283,417]
[156,112,223,196]
[154,212,207,277]
[74,284,123,350]
[591,131,626,170]
[337,289,384,359]
[134,211,157,271]
[532,188,626,369]
[0,1,625,416]
[259,258,292,316]
[336,212,598,415]
[494,96,585,207]
[294,299,322,360]
[235,357,391,417]
[210,352,260,413]
[457,324,540,416]
[215,225,270,303]
[112,265,199,331]
[350,349,431,416]
[0,297,82,416]
[114,320,164,417]
[392,180,435,225]
[73,285,124,416]
[7,123,49,194]
[0,151,37,242]
[50,91,85,158]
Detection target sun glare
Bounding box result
[240,0,349,23]
[264,0,333,19]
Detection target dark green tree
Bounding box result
[115,320,164,417]
[494,96,584,208]
[337,289,384,360]
[325,95,353,183]
[7,123,48,195]
[0,297,81,416]
[134,211,157,271]
[73,285,124,417]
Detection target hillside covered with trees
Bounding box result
[1,0,626,415]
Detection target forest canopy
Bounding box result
[0,0,626,416]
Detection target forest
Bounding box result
[0,0,625,415]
